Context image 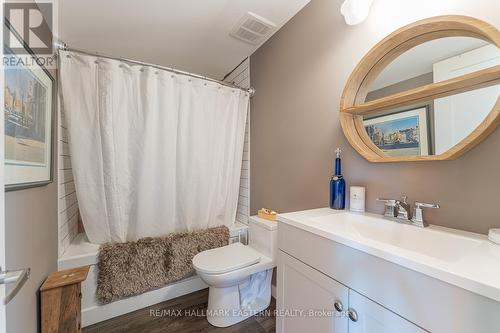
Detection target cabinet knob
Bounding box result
[334,301,343,312]
[348,308,358,322]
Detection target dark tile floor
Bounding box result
[83,288,276,333]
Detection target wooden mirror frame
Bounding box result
[340,16,500,162]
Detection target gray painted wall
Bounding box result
[5,70,58,333]
[250,0,500,235]
[5,185,58,333]
[366,73,433,101]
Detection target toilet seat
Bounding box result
[193,243,261,275]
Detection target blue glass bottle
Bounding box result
[330,148,346,210]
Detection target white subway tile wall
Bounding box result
[58,107,80,256]
[224,58,250,225]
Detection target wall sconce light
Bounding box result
[341,0,374,26]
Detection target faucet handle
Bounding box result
[376,198,396,203]
[415,202,440,209]
[376,198,397,218]
[411,202,440,227]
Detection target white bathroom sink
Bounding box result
[310,212,482,262]
[278,208,500,302]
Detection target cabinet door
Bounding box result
[277,250,349,333]
[348,290,428,333]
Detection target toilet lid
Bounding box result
[193,243,261,274]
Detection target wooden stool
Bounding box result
[40,266,90,333]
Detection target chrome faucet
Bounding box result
[376,196,439,228]
[395,195,411,220]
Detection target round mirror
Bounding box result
[340,16,500,162]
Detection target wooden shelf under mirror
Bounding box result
[340,15,500,162]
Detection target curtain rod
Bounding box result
[54,41,255,97]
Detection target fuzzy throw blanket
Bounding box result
[97,225,229,304]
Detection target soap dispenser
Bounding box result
[330,148,346,210]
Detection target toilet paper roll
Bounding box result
[350,186,366,213]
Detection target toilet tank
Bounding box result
[248,216,278,260]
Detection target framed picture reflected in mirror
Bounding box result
[364,106,430,157]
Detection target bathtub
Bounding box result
[58,223,249,327]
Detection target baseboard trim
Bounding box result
[82,276,207,327]
[84,277,277,327]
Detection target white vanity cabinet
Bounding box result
[278,250,349,332]
[277,250,426,333]
[347,287,425,333]
[276,210,500,333]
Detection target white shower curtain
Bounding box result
[59,51,249,244]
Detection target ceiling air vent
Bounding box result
[230,12,277,45]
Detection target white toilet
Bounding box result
[192,216,277,327]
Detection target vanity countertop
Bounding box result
[278,208,500,302]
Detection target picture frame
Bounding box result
[364,106,430,157]
[4,23,55,191]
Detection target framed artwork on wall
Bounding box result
[364,106,430,157]
[4,28,55,191]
